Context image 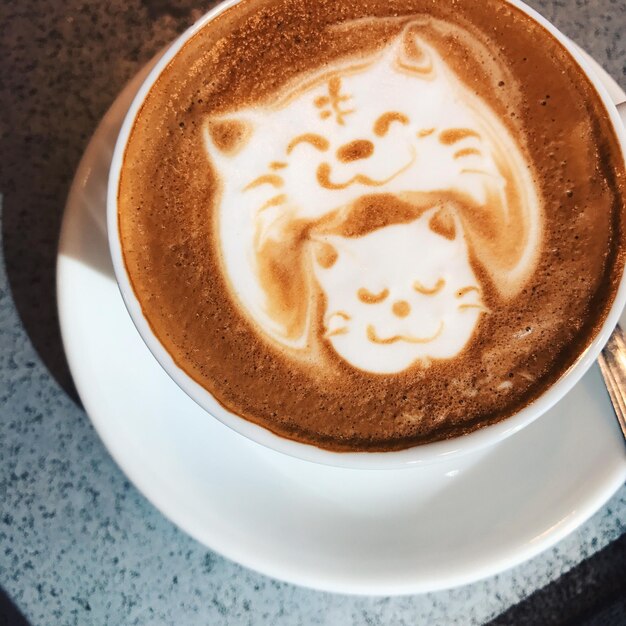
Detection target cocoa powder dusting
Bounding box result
[118,0,626,452]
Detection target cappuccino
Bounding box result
[118,0,626,451]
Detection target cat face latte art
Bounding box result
[204,23,542,374]
[118,0,626,451]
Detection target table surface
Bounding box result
[1,1,625,624]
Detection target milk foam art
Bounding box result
[203,21,543,374]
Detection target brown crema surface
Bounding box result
[118,0,626,452]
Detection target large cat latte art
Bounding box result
[203,22,542,374]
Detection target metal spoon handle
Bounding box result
[597,324,626,440]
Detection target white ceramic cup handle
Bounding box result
[618,101,626,127]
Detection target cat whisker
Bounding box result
[453,148,482,159]
[258,194,287,213]
[460,168,498,179]
[325,326,349,338]
[458,302,491,313]
[456,285,481,298]
[326,311,351,323]
[324,311,352,338]
[244,174,284,190]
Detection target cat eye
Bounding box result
[373,112,410,137]
[428,208,456,240]
[357,287,389,304]
[413,279,445,295]
[205,118,251,155]
[287,133,330,154]
[313,241,338,269]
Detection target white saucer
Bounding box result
[57,48,626,595]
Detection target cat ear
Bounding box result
[428,206,457,240]
[393,23,436,78]
[456,147,542,300]
[203,115,254,159]
[310,239,339,269]
[255,222,313,346]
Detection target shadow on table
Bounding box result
[489,533,626,625]
[0,0,207,406]
[0,44,103,404]
[1,173,81,405]
[0,587,31,626]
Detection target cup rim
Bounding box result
[107,0,626,470]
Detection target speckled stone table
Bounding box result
[1,1,625,624]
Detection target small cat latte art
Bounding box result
[204,21,542,374]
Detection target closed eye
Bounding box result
[373,112,409,137]
[244,174,284,190]
[413,278,445,295]
[439,128,480,145]
[287,133,330,154]
[453,147,482,159]
[357,287,389,304]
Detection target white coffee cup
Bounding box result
[107,0,626,469]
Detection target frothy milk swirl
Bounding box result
[203,21,542,374]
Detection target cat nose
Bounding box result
[336,139,374,162]
[392,300,410,318]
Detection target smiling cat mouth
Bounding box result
[366,321,444,344]
[317,147,416,190]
